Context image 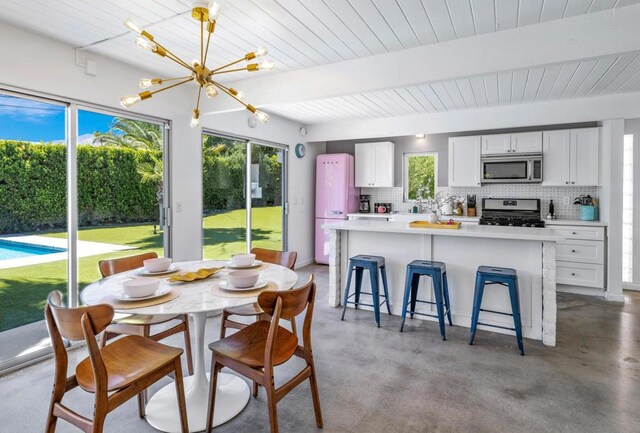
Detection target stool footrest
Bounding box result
[477,321,516,332]
[479,308,513,317]
[484,281,508,287]
[406,311,439,319]
[414,299,436,306]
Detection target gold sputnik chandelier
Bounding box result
[120,0,272,127]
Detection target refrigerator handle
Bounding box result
[328,210,344,215]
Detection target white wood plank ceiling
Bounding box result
[266,51,640,123]
[1,0,640,123]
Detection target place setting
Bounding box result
[212,253,276,298]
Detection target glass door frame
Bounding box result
[0,85,171,372]
[201,129,288,254]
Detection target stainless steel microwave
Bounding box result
[481,154,543,184]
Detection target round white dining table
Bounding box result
[81,260,298,433]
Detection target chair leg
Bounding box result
[469,274,485,345]
[137,390,146,418]
[409,273,420,319]
[432,272,446,341]
[173,359,189,433]
[509,278,525,356]
[265,375,279,433]
[307,357,324,428]
[290,317,297,337]
[206,358,220,433]
[253,381,259,398]
[354,267,364,309]
[182,314,194,375]
[91,403,107,433]
[442,271,453,326]
[370,267,381,327]
[380,265,392,314]
[400,267,413,332]
[341,265,353,320]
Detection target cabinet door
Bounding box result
[511,132,542,154]
[448,136,481,187]
[542,130,570,186]
[570,128,599,186]
[481,134,511,155]
[355,143,372,187]
[372,142,394,187]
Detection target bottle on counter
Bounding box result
[548,200,555,219]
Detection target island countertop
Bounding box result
[323,219,565,242]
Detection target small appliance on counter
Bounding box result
[546,199,556,220]
[359,195,371,213]
[479,198,545,227]
[374,203,392,214]
[466,195,477,217]
[574,195,598,221]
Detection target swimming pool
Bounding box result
[0,240,66,260]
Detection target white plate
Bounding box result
[224,260,263,269]
[136,265,180,276]
[218,279,269,291]
[116,286,172,301]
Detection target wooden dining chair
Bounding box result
[44,291,189,433]
[206,275,323,433]
[219,248,298,339]
[98,252,193,375]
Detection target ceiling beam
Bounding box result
[304,92,640,142]
[202,5,640,115]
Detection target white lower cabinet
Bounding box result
[554,225,605,289]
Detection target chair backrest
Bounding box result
[98,252,158,278]
[250,247,297,270]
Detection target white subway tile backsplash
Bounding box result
[361,185,599,220]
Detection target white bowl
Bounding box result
[143,257,172,273]
[230,253,256,267]
[228,270,259,288]
[122,278,160,298]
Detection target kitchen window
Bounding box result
[403,152,438,201]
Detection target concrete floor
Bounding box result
[1,264,639,433]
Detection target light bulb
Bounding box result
[190,116,200,128]
[136,35,157,52]
[208,0,221,21]
[124,18,142,34]
[205,83,218,98]
[254,110,269,124]
[139,78,157,89]
[254,46,268,57]
[229,88,245,100]
[191,59,201,68]
[257,59,275,71]
[120,94,141,108]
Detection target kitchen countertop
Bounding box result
[323,219,564,242]
[347,213,392,218]
[544,219,608,227]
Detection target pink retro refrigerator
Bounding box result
[315,153,359,264]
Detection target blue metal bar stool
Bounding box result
[341,255,391,327]
[469,266,524,355]
[400,260,453,340]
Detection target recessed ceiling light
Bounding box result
[415,133,426,139]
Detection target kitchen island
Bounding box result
[323,220,564,346]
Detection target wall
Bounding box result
[624,119,640,287]
[0,22,315,266]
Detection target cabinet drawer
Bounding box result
[557,240,604,264]
[557,262,604,288]
[552,226,604,241]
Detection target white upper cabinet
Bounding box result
[481,132,542,155]
[355,142,395,187]
[511,132,543,154]
[542,128,599,186]
[448,136,481,187]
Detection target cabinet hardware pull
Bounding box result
[572,232,577,235]
[571,273,576,276]
[571,249,576,253]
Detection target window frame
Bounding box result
[403,151,438,202]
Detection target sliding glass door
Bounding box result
[0,90,170,371]
[202,133,286,259]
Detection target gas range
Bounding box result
[479,198,545,228]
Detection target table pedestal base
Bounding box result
[146,372,250,433]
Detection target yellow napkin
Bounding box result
[168,267,222,282]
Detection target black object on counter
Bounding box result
[549,200,555,218]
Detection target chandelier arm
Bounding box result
[160,76,193,83]
[200,19,204,65]
[203,23,214,66]
[195,86,203,112]
[153,41,194,71]
[210,57,246,74]
[212,82,249,108]
[148,78,193,96]
[210,67,251,75]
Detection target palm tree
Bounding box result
[93,117,163,151]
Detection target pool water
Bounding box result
[0,240,66,260]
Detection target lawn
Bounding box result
[0,207,282,332]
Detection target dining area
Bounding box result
[43,248,323,433]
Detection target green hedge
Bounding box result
[0,141,160,233]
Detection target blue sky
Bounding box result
[0,94,117,142]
